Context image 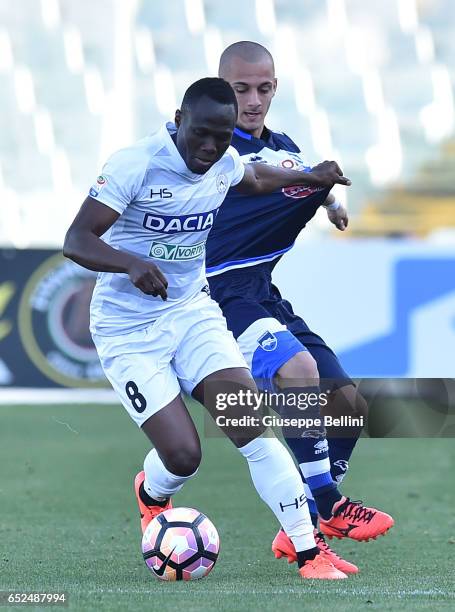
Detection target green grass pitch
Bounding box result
[1,402,454,611]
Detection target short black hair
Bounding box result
[181,77,238,115]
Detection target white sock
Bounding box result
[143,448,198,501]
[238,435,315,552]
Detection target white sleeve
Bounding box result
[88,147,147,214]
[226,145,246,187]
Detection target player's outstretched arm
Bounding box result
[236,160,351,195]
[63,196,168,299]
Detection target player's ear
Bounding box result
[174,109,182,128]
[272,78,278,96]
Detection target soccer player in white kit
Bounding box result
[63,77,352,580]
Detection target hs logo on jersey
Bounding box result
[150,188,173,199]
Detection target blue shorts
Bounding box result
[208,263,353,390]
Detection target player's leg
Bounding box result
[213,296,360,568]
[293,331,365,485]
[192,367,345,579]
[92,324,201,534]
[175,294,346,579]
[135,395,202,532]
[236,317,393,544]
[274,333,393,543]
[234,315,339,522]
[321,383,368,484]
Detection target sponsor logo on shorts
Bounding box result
[149,241,205,261]
[257,331,278,352]
[314,439,329,454]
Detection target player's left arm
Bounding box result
[235,160,352,193]
[322,193,349,231]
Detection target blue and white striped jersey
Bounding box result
[205,127,329,277]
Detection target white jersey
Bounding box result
[89,123,245,336]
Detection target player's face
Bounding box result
[220,57,277,138]
[175,98,236,174]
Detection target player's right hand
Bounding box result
[127,259,168,299]
[311,161,351,188]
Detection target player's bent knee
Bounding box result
[164,446,202,477]
[276,351,319,384]
[325,385,368,419]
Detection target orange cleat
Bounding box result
[319,496,394,542]
[299,553,348,579]
[134,471,173,534]
[314,531,359,574]
[272,529,297,563]
[272,528,359,574]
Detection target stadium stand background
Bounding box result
[0,0,454,387]
[1,0,454,246]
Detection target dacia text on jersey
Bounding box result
[143,209,219,234]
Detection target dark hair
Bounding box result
[181,77,238,115]
[219,41,274,76]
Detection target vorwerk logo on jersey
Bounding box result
[149,241,205,261]
[143,209,218,234]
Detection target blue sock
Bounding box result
[329,437,359,483]
[325,385,364,483]
[280,387,341,519]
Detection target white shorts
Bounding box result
[92,292,248,427]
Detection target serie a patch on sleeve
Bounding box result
[89,175,108,198]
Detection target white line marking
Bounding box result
[0,388,118,405]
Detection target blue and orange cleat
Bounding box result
[319,496,394,542]
[134,471,173,534]
[272,528,359,574]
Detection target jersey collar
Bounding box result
[234,125,275,148]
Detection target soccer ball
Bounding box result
[141,507,220,581]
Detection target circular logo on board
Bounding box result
[18,253,107,387]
